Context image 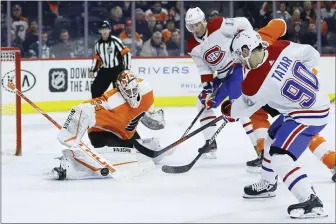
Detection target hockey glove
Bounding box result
[221,100,236,122]
[200,82,216,109]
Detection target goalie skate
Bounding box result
[288,194,328,219]
[243,179,277,199]
[51,166,67,180]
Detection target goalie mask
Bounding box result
[116,70,141,108]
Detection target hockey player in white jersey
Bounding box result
[221,30,330,218]
[185,7,267,162]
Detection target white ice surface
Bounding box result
[1,107,335,223]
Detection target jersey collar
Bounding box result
[194,28,209,43]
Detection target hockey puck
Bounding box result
[100,168,109,176]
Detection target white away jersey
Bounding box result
[231,40,330,126]
[187,17,253,81]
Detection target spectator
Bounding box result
[28,32,55,58]
[1,12,7,47]
[140,15,156,42]
[10,30,24,55]
[275,2,291,21]
[108,6,125,37]
[145,2,168,23]
[209,10,220,21]
[326,11,336,33]
[321,1,336,20]
[51,29,75,58]
[147,15,157,34]
[122,1,131,18]
[162,19,176,43]
[73,39,86,57]
[135,8,150,41]
[153,21,164,39]
[24,20,39,54]
[120,19,143,52]
[300,1,316,23]
[11,4,28,42]
[166,29,181,56]
[168,1,186,26]
[140,31,168,56]
[289,21,302,44]
[300,23,317,47]
[286,9,302,40]
[258,2,273,28]
[136,1,149,11]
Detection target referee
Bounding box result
[89,20,132,98]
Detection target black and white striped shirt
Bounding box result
[91,35,131,72]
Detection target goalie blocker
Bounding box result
[54,70,166,180]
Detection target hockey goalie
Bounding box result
[52,70,166,180]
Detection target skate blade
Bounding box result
[246,166,261,173]
[43,171,63,180]
[290,208,328,219]
[243,192,276,199]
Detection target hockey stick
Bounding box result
[179,82,223,137]
[331,97,336,104]
[161,117,229,174]
[135,83,223,157]
[181,107,205,137]
[134,115,225,158]
[8,82,128,179]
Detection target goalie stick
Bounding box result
[162,117,229,174]
[8,82,131,179]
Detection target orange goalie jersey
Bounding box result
[85,78,154,140]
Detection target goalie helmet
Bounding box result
[116,70,141,108]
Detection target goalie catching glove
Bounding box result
[141,106,166,130]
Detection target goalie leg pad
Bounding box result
[56,146,155,180]
[59,149,106,180]
[57,104,96,148]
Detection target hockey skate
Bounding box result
[246,148,262,173]
[288,194,328,219]
[331,166,336,183]
[243,179,277,199]
[200,140,217,159]
[51,166,67,180]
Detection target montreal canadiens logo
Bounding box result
[203,45,225,65]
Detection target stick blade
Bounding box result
[161,164,191,174]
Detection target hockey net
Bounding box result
[1,47,22,156]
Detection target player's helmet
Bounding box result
[98,20,111,33]
[185,7,206,32]
[230,30,263,69]
[116,70,142,108]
